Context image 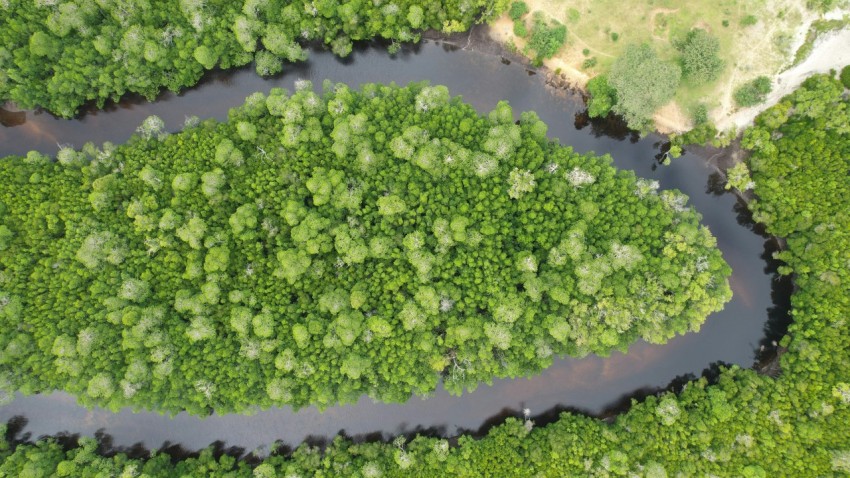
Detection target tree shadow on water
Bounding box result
[574,110,640,143]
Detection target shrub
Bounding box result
[508,1,529,20]
[741,14,758,26]
[692,103,709,125]
[840,65,850,89]
[676,29,724,83]
[513,19,528,38]
[586,75,617,117]
[526,12,567,61]
[734,76,772,107]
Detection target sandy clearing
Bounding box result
[488,1,849,134]
[716,27,850,132]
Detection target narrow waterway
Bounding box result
[0,40,789,455]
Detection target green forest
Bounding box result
[0,81,730,415]
[0,0,504,117]
[0,71,846,478]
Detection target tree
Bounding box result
[608,43,681,130]
[586,75,616,118]
[676,29,724,83]
[193,45,218,69]
[526,13,567,64]
[29,31,58,57]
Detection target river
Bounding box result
[0,40,789,455]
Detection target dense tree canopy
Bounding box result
[0,0,503,117]
[0,81,730,415]
[0,74,848,478]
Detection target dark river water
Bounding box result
[0,40,789,455]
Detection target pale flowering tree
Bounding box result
[508,168,537,199]
[136,115,167,140]
[566,167,595,187]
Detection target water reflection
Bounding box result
[0,40,789,454]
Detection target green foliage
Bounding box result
[691,103,709,125]
[0,1,501,117]
[734,76,772,107]
[582,57,598,69]
[513,19,528,38]
[0,82,729,414]
[724,162,755,191]
[668,120,719,158]
[840,65,850,89]
[741,14,759,26]
[508,1,529,20]
[586,75,616,118]
[5,73,848,478]
[525,13,567,63]
[676,29,725,83]
[608,44,682,130]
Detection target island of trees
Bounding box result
[0,70,846,478]
[0,81,731,415]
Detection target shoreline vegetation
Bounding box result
[0,0,505,117]
[1,2,849,475]
[0,81,731,415]
[0,72,848,477]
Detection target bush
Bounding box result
[526,12,567,61]
[676,29,724,83]
[582,57,598,69]
[513,19,528,38]
[586,75,616,117]
[509,1,529,20]
[741,14,758,26]
[840,65,850,89]
[734,76,772,107]
[691,103,709,125]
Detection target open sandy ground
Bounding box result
[488,1,850,134]
[715,27,850,132]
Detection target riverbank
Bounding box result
[484,0,850,134]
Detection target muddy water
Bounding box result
[0,41,788,454]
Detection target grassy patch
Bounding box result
[495,0,812,129]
